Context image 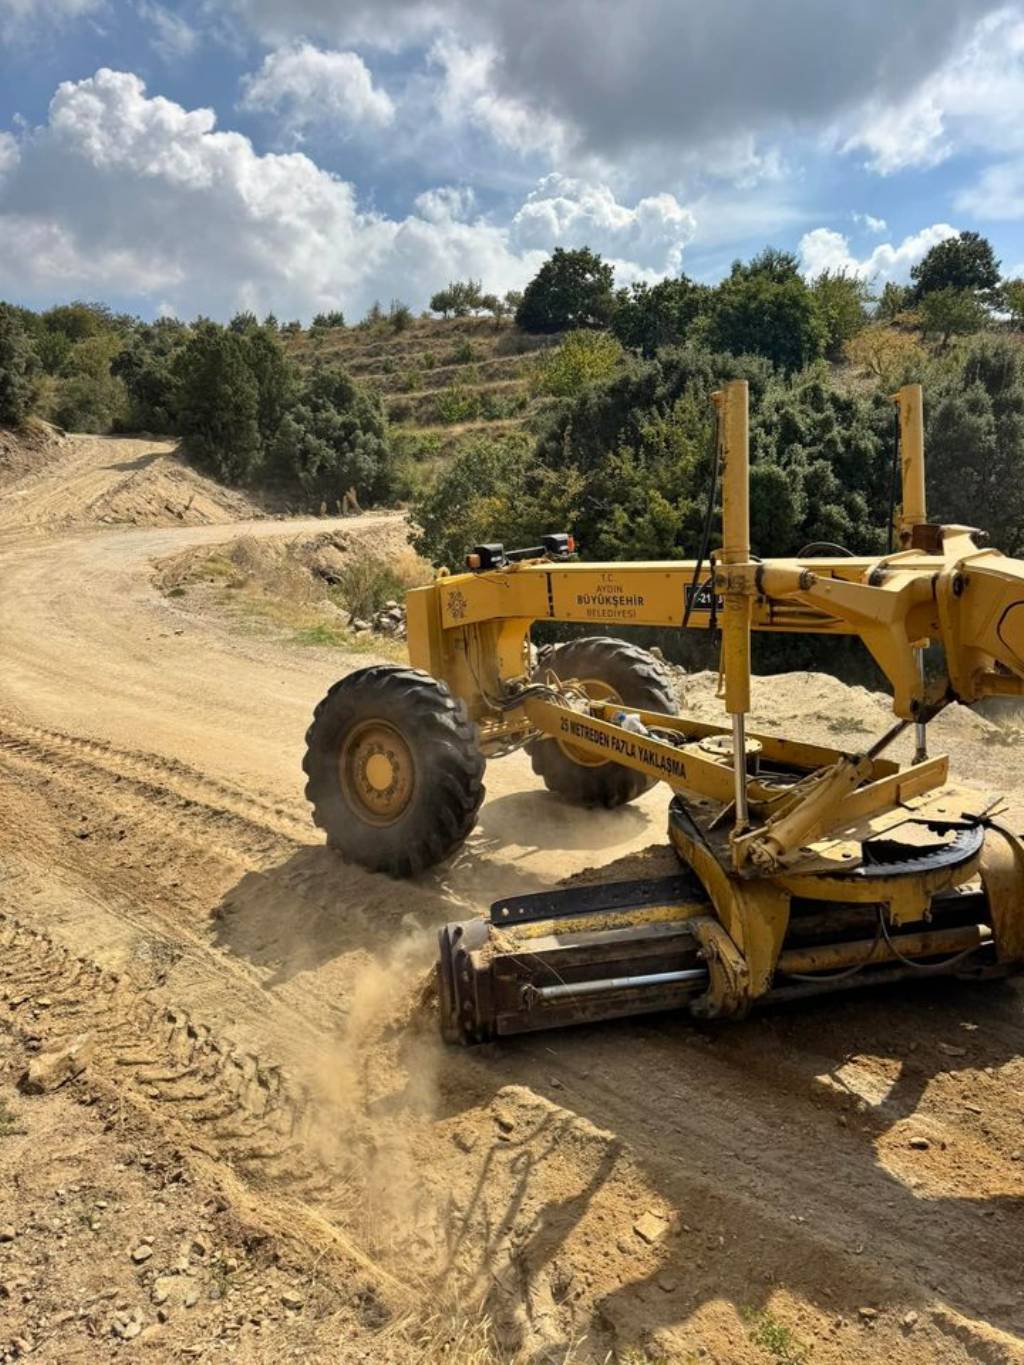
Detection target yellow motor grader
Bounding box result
[303,381,1024,1043]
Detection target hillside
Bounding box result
[283,315,557,485]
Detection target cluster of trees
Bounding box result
[429,280,523,322]
[412,329,1024,672]
[505,232,1017,372]
[0,301,394,502]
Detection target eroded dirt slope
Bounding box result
[2,433,1024,1363]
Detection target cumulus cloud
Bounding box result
[240,43,395,134]
[510,174,696,276]
[0,69,699,318]
[798,224,959,282]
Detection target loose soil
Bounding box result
[2,433,1024,1363]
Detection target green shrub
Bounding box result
[175,324,263,482]
[0,304,39,426]
[435,383,479,424]
[448,337,475,365]
[334,556,405,620]
[531,330,623,398]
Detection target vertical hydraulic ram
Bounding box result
[714,380,752,836]
[896,384,929,761]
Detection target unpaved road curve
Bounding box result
[3,434,1024,1364]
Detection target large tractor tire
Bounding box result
[303,665,485,877]
[528,636,678,807]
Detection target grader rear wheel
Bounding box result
[303,665,485,876]
[528,636,678,807]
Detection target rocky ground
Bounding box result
[3,431,1024,1363]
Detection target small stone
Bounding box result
[281,1291,304,1311]
[0,1226,15,1243]
[190,1234,210,1259]
[903,1310,919,1331]
[494,1112,515,1134]
[858,1306,878,1321]
[908,1136,931,1151]
[938,1042,967,1057]
[451,1128,477,1154]
[656,1273,679,1293]
[184,1288,199,1308]
[131,1244,153,1264]
[633,1212,668,1245]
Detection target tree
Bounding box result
[875,281,913,322]
[245,325,296,443]
[844,325,925,389]
[480,293,508,323]
[110,318,189,433]
[706,249,825,371]
[430,280,483,318]
[1004,279,1024,329]
[611,277,706,356]
[0,304,38,426]
[311,310,345,329]
[918,287,987,348]
[50,331,129,433]
[925,336,1024,553]
[175,324,263,483]
[388,299,413,332]
[515,247,616,333]
[810,270,871,360]
[910,231,1000,301]
[228,310,259,334]
[268,365,393,503]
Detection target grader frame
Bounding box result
[305,382,1024,1041]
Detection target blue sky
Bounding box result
[1,0,1022,321]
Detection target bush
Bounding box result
[0,304,39,426]
[844,325,926,389]
[268,365,394,503]
[411,434,568,567]
[175,324,263,482]
[430,280,483,318]
[531,330,623,398]
[111,318,189,433]
[312,310,345,329]
[706,249,824,372]
[925,336,1024,553]
[389,299,413,332]
[611,277,707,356]
[435,383,479,424]
[918,288,987,347]
[334,556,406,620]
[448,337,475,365]
[810,270,871,360]
[516,247,616,333]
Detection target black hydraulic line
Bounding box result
[683,408,721,630]
[886,403,900,554]
[797,541,854,558]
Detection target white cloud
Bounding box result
[0,132,19,178]
[842,7,1024,174]
[138,1,198,60]
[853,212,887,234]
[0,69,699,318]
[798,223,960,282]
[430,37,567,159]
[0,0,102,39]
[239,43,395,134]
[510,174,696,276]
[956,160,1024,218]
[412,185,476,222]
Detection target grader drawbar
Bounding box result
[303,381,1024,1043]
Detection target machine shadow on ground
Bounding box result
[420,976,1024,1357]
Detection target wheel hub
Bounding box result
[340,721,415,826]
[557,679,622,767]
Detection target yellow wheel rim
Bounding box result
[557,679,622,767]
[339,720,416,826]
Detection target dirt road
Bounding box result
[2,434,1024,1363]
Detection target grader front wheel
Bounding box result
[303,666,485,876]
[528,636,679,807]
